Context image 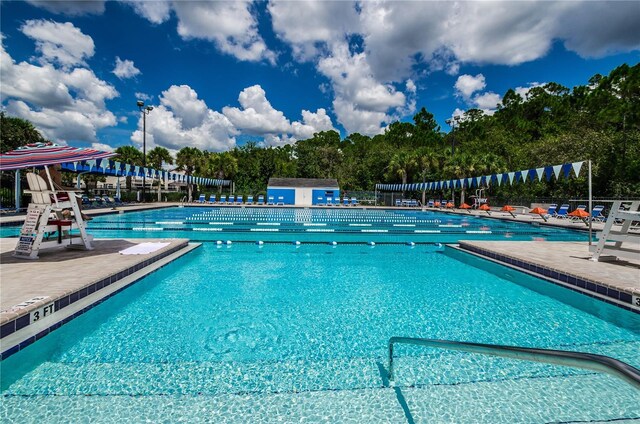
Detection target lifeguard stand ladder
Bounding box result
[590,200,640,262]
[14,173,93,260]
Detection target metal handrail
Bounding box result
[388,337,640,390]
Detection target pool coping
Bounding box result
[0,241,201,360]
[454,242,639,313]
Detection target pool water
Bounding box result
[0,206,590,243]
[2,242,638,422]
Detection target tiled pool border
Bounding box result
[456,242,638,313]
[0,242,200,360]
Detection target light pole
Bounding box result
[137,100,153,202]
[445,116,458,204]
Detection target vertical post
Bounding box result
[375,186,377,206]
[142,111,146,203]
[588,159,592,245]
[14,169,21,211]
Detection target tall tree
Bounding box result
[175,147,203,201]
[0,113,46,153]
[114,146,143,193]
[147,146,174,201]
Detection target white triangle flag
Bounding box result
[553,164,562,179]
[508,172,515,185]
[572,161,584,178]
[72,161,78,171]
[86,159,96,171]
[536,167,544,181]
[519,170,527,182]
[475,176,482,186]
[496,174,503,186]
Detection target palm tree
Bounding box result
[176,147,203,201]
[386,151,417,197]
[147,147,174,202]
[206,151,238,194]
[415,149,439,205]
[114,146,143,194]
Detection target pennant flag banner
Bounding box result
[375,161,585,192]
[59,160,230,187]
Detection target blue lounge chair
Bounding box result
[209,194,216,203]
[555,204,570,219]
[220,195,227,203]
[395,199,401,207]
[410,199,419,207]
[343,197,349,206]
[277,196,284,205]
[316,196,325,206]
[427,199,435,208]
[267,196,275,205]
[547,204,557,216]
[257,195,264,205]
[246,195,254,204]
[197,194,205,203]
[350,197,358,206]
[236,195,243,204]
[590,205,606,222]
[228,195,235,204]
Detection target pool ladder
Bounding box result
[388,337,640,390]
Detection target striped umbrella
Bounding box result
[0,142,115,170]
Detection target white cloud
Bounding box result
[25,1,105,16]
[113,57,141,79]
[454,74,486,99]
[135,92,153,103]
[515,82,545,100]
[473,92,501,110]
[0,37,117,142]
[223,84,335,144]
[131,84,237,153]
[20,20,94,68]
[91,142,114,152]
[171,1,275,64]
[121,0,171,25]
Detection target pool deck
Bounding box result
[456,240,639,312]
[0,237,199,359]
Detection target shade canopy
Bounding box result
[529,207,547,215]
[0,142,116,171]
[501,205,516,212]
[459,203,472,209]
[569,209,590,218]
[479,204,491,211]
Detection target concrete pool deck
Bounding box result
[0,237,199,359]
[456,240,639,313]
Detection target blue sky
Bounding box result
[1,1,638,155]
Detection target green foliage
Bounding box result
[0,112,46,153]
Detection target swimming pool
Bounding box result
[0,206,590,243]
[2,239,638,422]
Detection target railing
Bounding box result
[388,337,640,390]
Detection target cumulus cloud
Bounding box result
[1,33,117,142]
[222,84,335,145]
[91,142,114,152]
[26,0,105,16]
[113,57,141,79]
[21,20,95,68]
[121,0,172,25]
[132,85,237,152]
[454,74,486,99]
[473,92,501,110]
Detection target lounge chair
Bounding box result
[196,194,205,203]
[228,195,235,204]
[220,195,227,204]
[326,197,333,206]
[546,204,557,217]
[590,205,606,222]
[277,196,285,205]
[350,197,358,206]
[410,199,419,207]
[257,195,265,205]
[395,199,401,207]
[246,195,254,204]
[555,204,570,219]
[316,196,325,206]
[236,195,243,204]
[427,199,435,207]
[209,194,216,203]
[267,196,275,205]
[343,197,349,206]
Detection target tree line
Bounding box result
[2,63,638,203]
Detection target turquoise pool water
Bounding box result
[2,241,638,422]
[0,206,590,243]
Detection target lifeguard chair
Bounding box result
[14,171,93,259]
[470,188,489,209]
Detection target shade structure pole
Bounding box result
[375,186,377,206]
[14,169,21,211]
[589,159,593,246]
